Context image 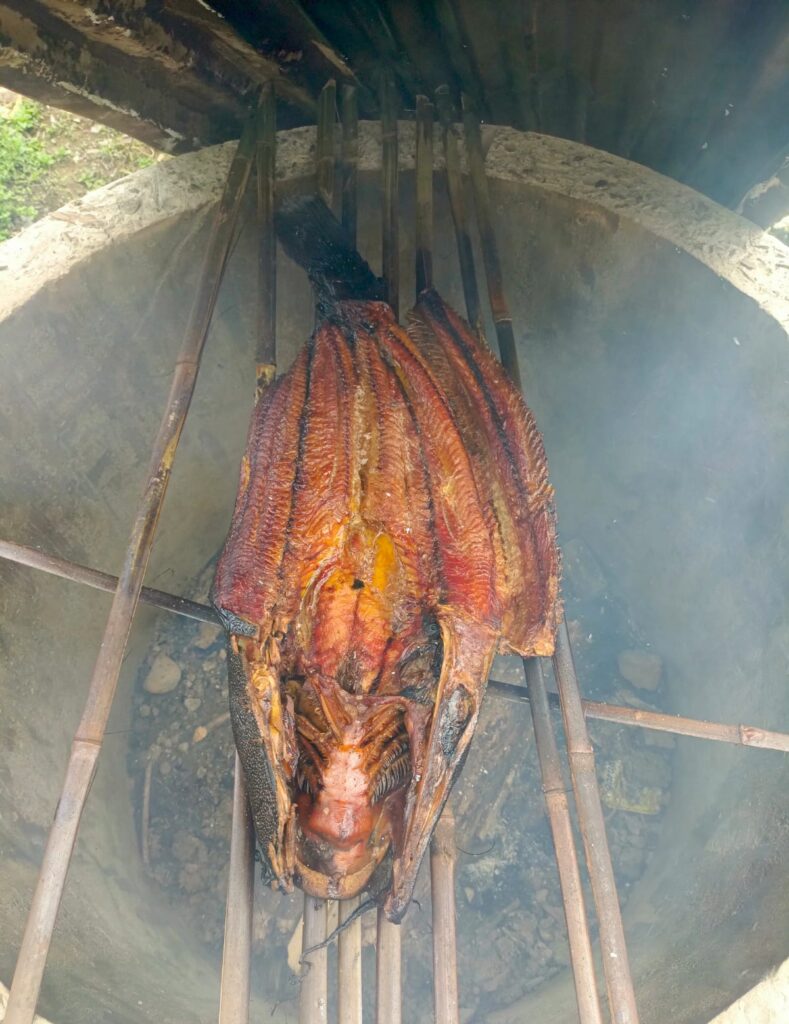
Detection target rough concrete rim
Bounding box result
[0,121,787,331]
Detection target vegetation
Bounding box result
[0,99,58,240]
[0,91,160,242]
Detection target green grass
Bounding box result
[0,100,62,241]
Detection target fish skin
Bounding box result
[212,198,560,919]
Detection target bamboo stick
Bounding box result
[375,909,402,1024]
[317,79,337,208]
[340,85,359,244]
[218,755,255,1024]
[376,69,402,1024]
[435,85,481,331]
[300,897,328,1024]
[4,538,787,754]
[553,623,641,1023]
[430,809,460,1024]
[432,0,488,119]
[460,94,521,383]
[0,538,219,625]
[380,73,400,317]
[4,98,260,1024]
[337,896,363,1024]
[489,677,789,753]
[461,96,640,1024]
[415,95,434,295]
[523,658,604,1024]
[255,81,277,397]
[217,84,279,1023]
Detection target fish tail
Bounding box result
[275,195,385,312]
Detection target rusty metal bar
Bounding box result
[337,896,363,1024]
[415,95,434,295]
[435,85,481,331]
[380,73,400,316]
[461,94,640,1024]
[255,81,277,396]
[430,809,460,1024]
[218,755,255,1024]
[340,85,359,244]
[4,539,786,755]
[553,623,641,1024]
[300,897,328,1024]
[4,100,261,1024]
[523,658,604,1024]
[375,909,402,1024]
[317,79,337,207]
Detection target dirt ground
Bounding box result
[0,87,163,241]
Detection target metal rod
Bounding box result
[415,95,434,295]
[218,755,255,1024]
[523,658,604,1024]
[430,808,460,1024]
[300,897,328,1024]
[337,896,363,1024]
[255,81,277,397]
[461,97,640,1024]
[380,73,400,317]
[435,85,481,331]
[375,909,402,1024]
[553,623,641,1024]
[317,79,337,208]
[0,539,219,625]
[4,100,260,1024]
[460,94,521,384]
[340,85,359,244]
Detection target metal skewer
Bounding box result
[4,94,263,1024]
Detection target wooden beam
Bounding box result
[0,0,314,151]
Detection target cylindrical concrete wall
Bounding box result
[0,124,787,1024]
